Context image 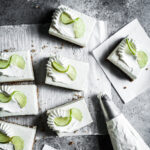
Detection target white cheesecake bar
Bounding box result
[0,51,34,83]
[49,5,96,47]
[45,55,89,91]
[43,145,57,150]
[0,84,39,117]
[107,36,149,80]
[0,120,36,150]
[47,98,93,137]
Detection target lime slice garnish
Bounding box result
[60,12,73,24]
[0,131,11,143]
[13,91,27,108]
[0,59,10,69]
[11,136,24,150]
[73,18,85,38]
[126,39,136,55]
[52,61,68,73]
[66,65,77,80]
[137,51,148,68]
[10,54,25,69]
[54,116,72,126]
[0,92,12,103]
[70,108,82,121]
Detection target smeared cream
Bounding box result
[47,109,79,133]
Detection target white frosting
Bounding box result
[117,37,138,71]
[0,53,26,77]
[47,55,73,84]
[51,6,78,38]
[47,109,79,133]
[0,85,24,113]
[107,114,150,150]
[0,123,14,150]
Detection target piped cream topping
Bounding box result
[47,109,79,133]
[47,55,72,84]
[51,5,78,38]
[0,85,24,113]
[117,37,138,71]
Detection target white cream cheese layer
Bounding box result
[47,55,72,84]
[0,53,26,77]
[0,120,36,150]
[0,51,34,83]
[0,85,23,113]
[0,85,39,117]
[47,99,93,137]
[0,123,14,150]
[47,109,79,133]
[52,6,77,38]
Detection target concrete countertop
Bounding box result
[0,0,150,149]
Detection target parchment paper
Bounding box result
[93,19,150,103]
[0,20,110,137]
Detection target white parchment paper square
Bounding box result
[93,19,150,103]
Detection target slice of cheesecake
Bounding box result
[47,98,93,137]
[0,120,36,150]
[45,55,89,91]
[49,5,96,47]
[0,84,39,117]
[0,51,34,83]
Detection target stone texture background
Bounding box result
[0,0,150,150]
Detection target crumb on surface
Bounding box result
[42,45,48,49]
[123,86,127,89]
[31,49,36,53]
[145,68,148,70]
[68,141,74,145]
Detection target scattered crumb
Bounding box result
[123,86,127,89]
[68,142,74,145]
[31,49,36,53]
[31,44,34,47]
[42,45,48,49]
[74,130,78,133]
[3,49,9,52]
[145,68,148,70]
[130,79,133,82]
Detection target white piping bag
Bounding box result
[97,93,150,150]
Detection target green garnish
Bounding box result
[73,18,85,38]
[11,54,25,69]
[0,91,27,108]
[0,92,12,103]
[0,59,10,69]
[60,12,74,24]
[60,12,85,38]
[66,65,77,80]
[70,108,82,121]
[13,91,27,108]
[137,51,148,68]
[11,136,24,150]
[52,61,68,73]
[0,54,25,69]
[126,38,136,55]
[0,131,11,143]
[54,116,72,126]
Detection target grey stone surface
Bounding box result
[0,0,150,150]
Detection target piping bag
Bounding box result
[97,93,150,150]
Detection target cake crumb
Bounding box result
[68,142,74,145]
[42,45,48,49]
[31,49,36,53]
[31,44,34,47]
[145,68,148,70]
[123,86,127,89]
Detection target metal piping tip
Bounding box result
[97,93,121,121]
